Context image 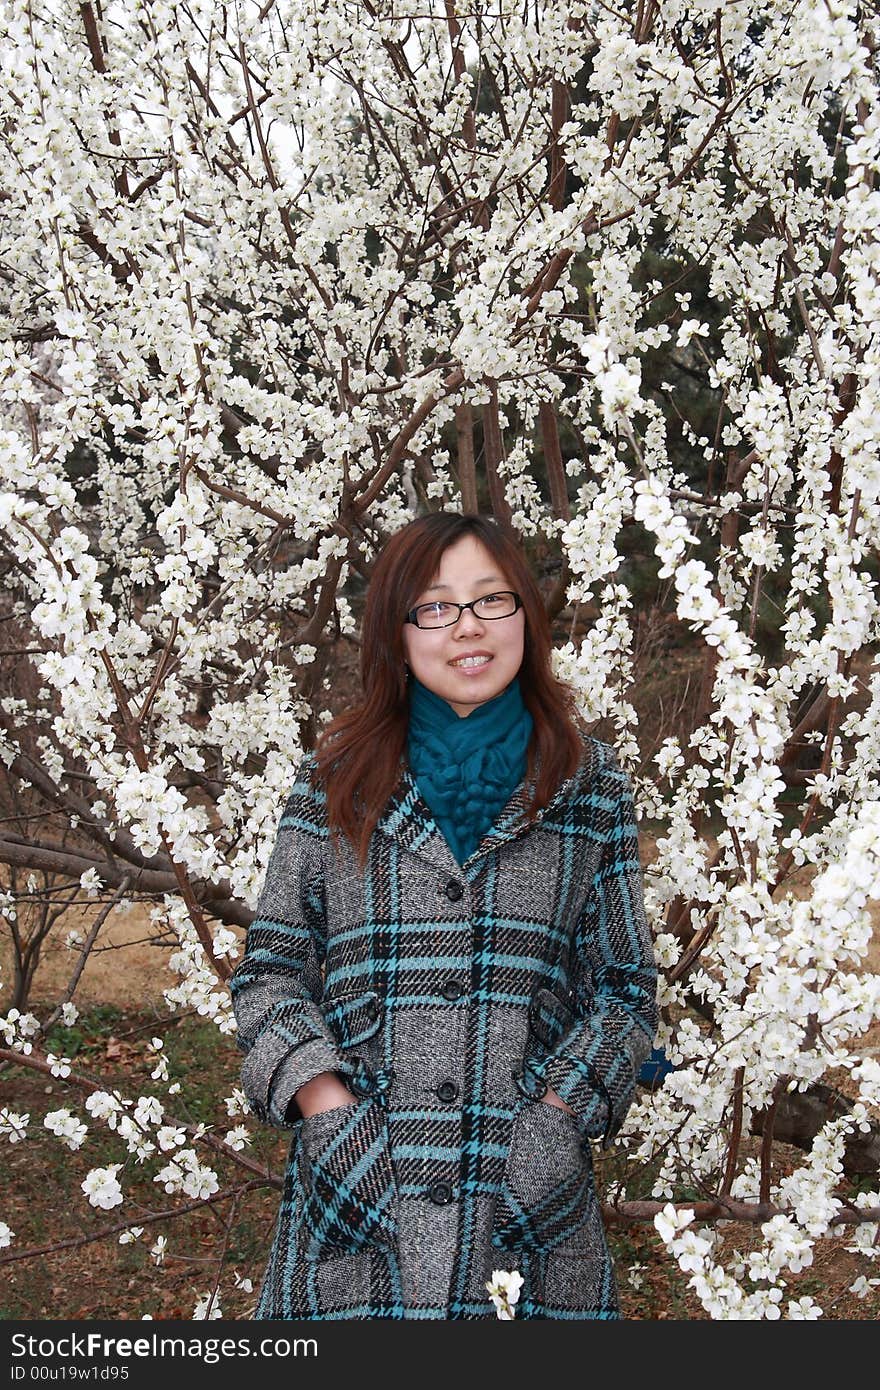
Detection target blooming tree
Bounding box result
[1,0,879,1319]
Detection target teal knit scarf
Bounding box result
[406,675,534,866]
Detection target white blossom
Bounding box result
[79,868,103,897]
[0,1109,30,1143]
[787,1296,823,1320]
[193,1292,222,1320]
[849,1275,880,1299]
[44,1108,88,1151]
[154,1149,219,1201]
[654,1203,696,1244]
[223,1126,252,1151]
[85,1092,123,1128]
[486,1268,524,1320]
[156,1125,186,1152]
[81,1165,124,1210]
[224,1088,250,1119]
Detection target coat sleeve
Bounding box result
[229,755,348,1128]
[528,750,658,1148]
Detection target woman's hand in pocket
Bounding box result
[295,1071,358,1119]
[541,1086,576,1116]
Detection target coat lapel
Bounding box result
[462,776,539,869]
[375,766,461,875]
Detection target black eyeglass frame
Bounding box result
[404,591,523,629]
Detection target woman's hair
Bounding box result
[313,511,585,865]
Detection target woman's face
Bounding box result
[401,534,526,717]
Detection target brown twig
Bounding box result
[0,1182,274,1267]
[601,1198,880,1228]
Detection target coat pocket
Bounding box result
[490,1100,598,1256]
[298,1096,398,1260]
[322,988,384,1050]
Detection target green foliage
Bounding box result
[42,1003,127,1060]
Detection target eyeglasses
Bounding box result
[404,591,523,630]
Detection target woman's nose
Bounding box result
[453,604,484,635]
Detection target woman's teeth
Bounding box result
[451,655,491,668]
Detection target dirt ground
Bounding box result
[1,894,191,1009]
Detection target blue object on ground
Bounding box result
[638,1046,674,1087]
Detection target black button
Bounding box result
[363,998,380,1021]
[444,879,464,901]
[436,1080,459,1103]
[428,1181,453,1205]
[441,979,465,1001]
[531,1077,548,1099]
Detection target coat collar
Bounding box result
[376,740,598,876]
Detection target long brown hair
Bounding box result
[313,512,585,864]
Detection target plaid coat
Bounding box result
[230,734,658,1320]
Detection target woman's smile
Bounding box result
[448,650,493,672]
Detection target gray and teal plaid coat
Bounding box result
[230,734,658,1320]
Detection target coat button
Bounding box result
[436,1080,459,1103]
[428,1181,453,1205]
[441,979,465,1001]
[444,879,464,901]
[363,998,380,1022]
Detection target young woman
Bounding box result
[230,511,658,1320]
